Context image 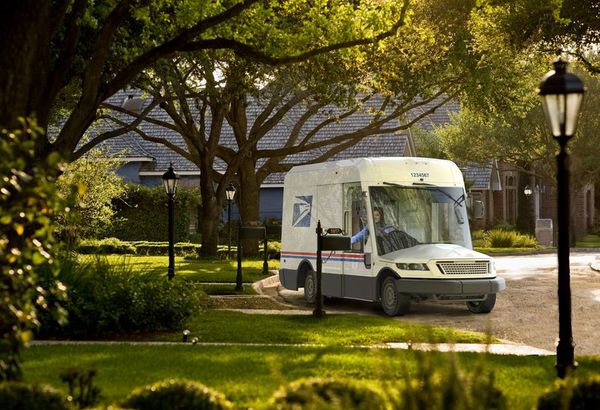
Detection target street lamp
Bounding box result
[162,163,179,281]
[538,58,585,378]
[523,185,533,197]
[225,183,236,259]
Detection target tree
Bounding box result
[56,149,126,242]
[0,0,407,161]
[96,0,546,255]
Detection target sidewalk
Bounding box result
[31,340,554,356]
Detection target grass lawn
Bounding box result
[22,344,600,409]
[146,310,493,345]
[81,254,279,283]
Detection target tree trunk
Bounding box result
[238,159,261,257]
[0,2,52,130]
[198,158,220,257]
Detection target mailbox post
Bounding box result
[313,220,352,318]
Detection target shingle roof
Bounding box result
[462,161,498,190]
[89,90,458,184]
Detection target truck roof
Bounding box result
[284,157,465,187]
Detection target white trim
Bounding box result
[261,183,284,188]
[139,171,200,176]
[118,157,154,163]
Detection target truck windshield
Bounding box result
[369,185,472,255]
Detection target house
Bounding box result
[90,91,595,240]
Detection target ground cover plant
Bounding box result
[39,256,203,339]
[82,254,278,283]
[21,344,600,409]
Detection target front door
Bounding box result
[342,183,374,300]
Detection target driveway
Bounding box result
[274,252,600,356]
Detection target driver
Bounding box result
[351,207,394,244]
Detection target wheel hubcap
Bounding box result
[383,283,396,310]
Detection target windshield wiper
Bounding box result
[412,182,465,208]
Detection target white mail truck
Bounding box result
[279,157,505,316]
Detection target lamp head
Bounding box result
[538,58,585,138]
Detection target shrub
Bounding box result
[38,256,203,338]
[123,379,232,410]
[105,184,199,242]
[269,377,387,410]
[0,381,69,410]
[397,352,506,410]
[537,375,600,410]
[482,229,537,248]
[134,242,201,257]
[77,238,136,254]
[1,119,67,380]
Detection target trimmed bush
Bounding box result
[134,242,200,257]
[38,256,204,338]
[538,375,600,410]
[123,379,232,410]
[78,238,136,254]
[270,377,387,410]
[0,382,69,410]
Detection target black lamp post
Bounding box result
[225,183,236,259]
[538,58,585,378]
[162,163,179,281]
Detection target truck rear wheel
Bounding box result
[304,271,316,304]
[381,277,410,316]
[466,294,496,313]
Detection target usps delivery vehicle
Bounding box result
[279,157,505,316]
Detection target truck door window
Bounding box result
[344,183,364,252]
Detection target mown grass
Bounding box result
[80,254,279,283]
[22,344,600,410]
[148,310,492,345]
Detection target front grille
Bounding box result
[436,261,489,275]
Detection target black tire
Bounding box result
[304,271,316,303]
[380,277,410,316]
[466,293,496,313]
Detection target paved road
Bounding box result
[275,252,600,355]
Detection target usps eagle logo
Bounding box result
[292,195,312,227]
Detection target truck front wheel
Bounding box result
[304,271,316,304]
[466,294,496,313]
[381,277,410,316]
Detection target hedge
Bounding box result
[105,184,199,242]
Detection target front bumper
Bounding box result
[394,277,505,295]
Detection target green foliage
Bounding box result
[133,241,200,257]
[396,352,506,410]
[60,368,101,409]
[77,238,137,255]
[105,184,199,242]
[38,256,203,339]
[56,148,126,241]
[483,229,537,248]
[0,119,67,381]
[270,377,387,410]
[0,381,69,410]
[537,374,600,410]
[122,379,232,410]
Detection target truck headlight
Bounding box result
[396,263,429,271]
